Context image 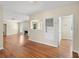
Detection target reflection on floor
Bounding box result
[0,34,72,58]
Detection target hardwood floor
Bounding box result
[0,34,72,58]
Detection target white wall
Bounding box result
[7,22,18,35]
[18,21,29,34]
[29,4,79,52]
[61,15,73,40]
[29,17,60,47]
[3,21,18,35]
[0,21,3,49]
[0,6,3,49]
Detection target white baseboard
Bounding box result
[29,39,58,47]
[0,47,4,50]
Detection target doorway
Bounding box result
[58,15,73,44]
[18,22,24,34]
[3,24,7,36]
[61,15,73,40]
[58,15,73,57]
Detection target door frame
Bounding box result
[58,15,74,46]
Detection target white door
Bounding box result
[61,15,73,40]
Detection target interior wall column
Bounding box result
[17,22,20,34]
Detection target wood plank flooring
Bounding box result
[0,34,72,58]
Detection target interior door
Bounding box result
[61,15,73,40]
[3,24,7,36]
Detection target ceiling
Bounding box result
[0,1,79,16]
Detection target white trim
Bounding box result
[0,47,4,50]
[29,39,58,47]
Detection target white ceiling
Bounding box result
[0,1,79,16]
